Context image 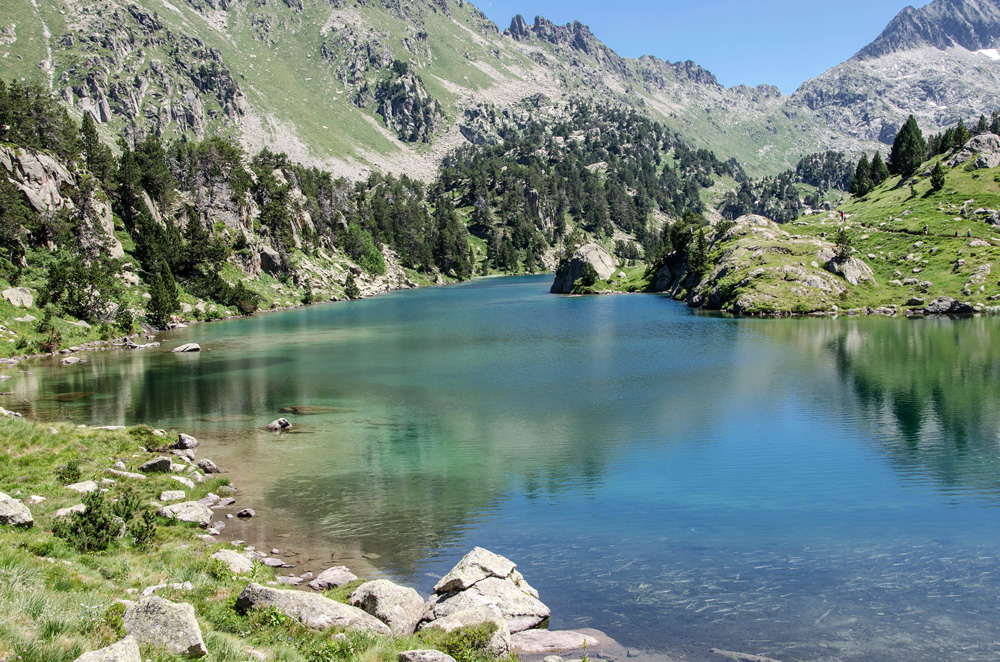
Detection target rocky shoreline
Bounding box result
[2,418,627,662]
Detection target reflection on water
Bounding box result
[4,277,1000,661]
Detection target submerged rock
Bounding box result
[266,418,292,431]
[172,343,202,353]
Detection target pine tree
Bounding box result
[344,273,360,300]
[687,228,709,277]
[930,161,946,192]
[146,262,179,329]
[976,114,989,135]
[954,119,970,148]
[889,116,927,178]
[870,151,889,186]
[991,111,1000,135]
[940,128,955,154]
[850,154,872,196]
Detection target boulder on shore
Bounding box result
[308,566,358,590]
[550,244,616,294]
[158,501,213,527]
[510,630,600,655]
[924,297,976,315]
[349,579,426,636]
[174,433,200,450]
[140,457,172,473]
[211,549,256,575]
[421,547,549,634]
[420,604,512,657]
[235,582,392,635]
[122,597,207,658]
[398,651,457,662]
[0,492,33,528]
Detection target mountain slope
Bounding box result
[3,0,1000,182]
[792,0,1000,144]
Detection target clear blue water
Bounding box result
[8,275,1000,661]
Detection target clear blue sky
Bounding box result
[475,0,932,94]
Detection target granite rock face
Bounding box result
[550,244,616,293]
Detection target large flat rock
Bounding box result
[235,582,391,635]
[510,630,600,655]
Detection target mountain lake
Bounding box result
[6,274,1000,661]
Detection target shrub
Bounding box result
[419,622,500,662]
[54,460,82,484]
[53,486,155,552]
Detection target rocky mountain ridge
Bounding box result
[5,0,1000,180]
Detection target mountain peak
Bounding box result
[855,0,1000,59]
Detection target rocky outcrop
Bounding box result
[825,256,876,286]
[2,287,33,308]
[946,133,1000,169]
[507,15,531,41]
[0,146,75,212]
[349,579,425,636]
[855,0,1000,60]
[924,297,976,314]
[420,547,550,634]
[123,597,207,658]
[374,69,443,143]
[550,244,616,293]
[73,636,141,662]
[235,582,392,634]
[0,492,33,528]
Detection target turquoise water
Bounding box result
[8,275,1000,661]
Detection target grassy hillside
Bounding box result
[586,145,1000,315]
